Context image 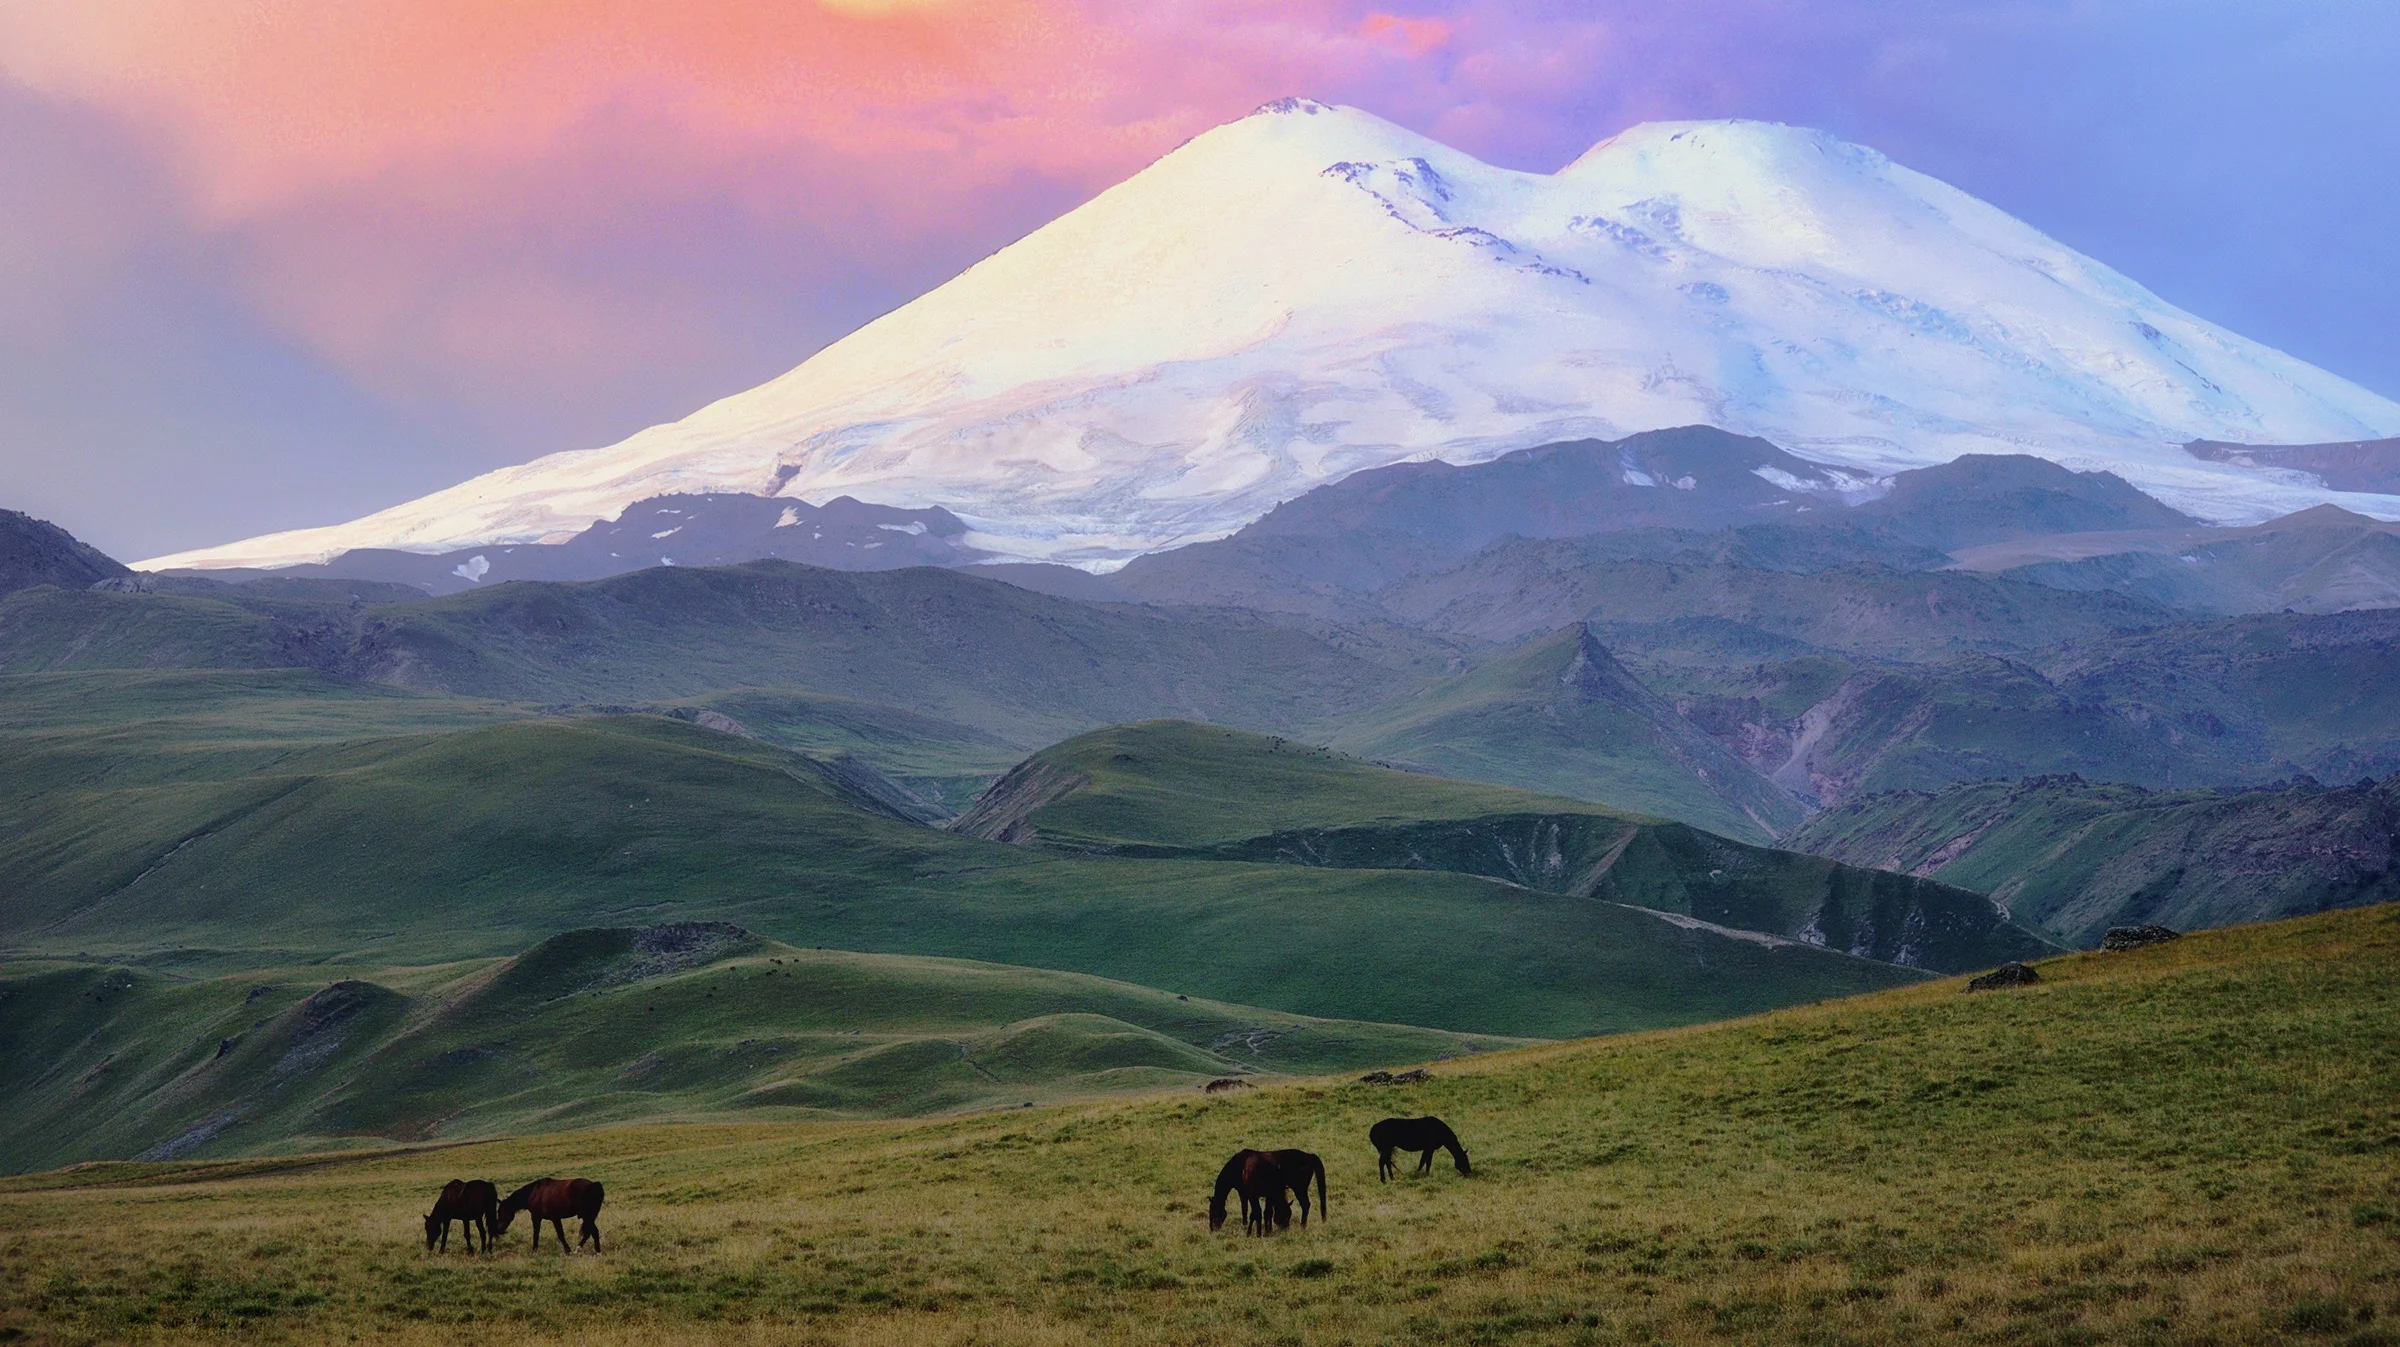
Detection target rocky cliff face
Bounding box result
[1789,773,2400,946]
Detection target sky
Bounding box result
[0,0,2393,560]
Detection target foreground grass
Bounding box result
[2,905,2396,1345]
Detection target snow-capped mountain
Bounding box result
[144,99,2400,572]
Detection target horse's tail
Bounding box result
[584,1180,606,1220]
[1312,1158,1328,1218]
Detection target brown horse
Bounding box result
[1208,1150,1291,1236]
[494,1178,605,1253]
[1269,1149,1328,1226]
[424,1179,498,1253]
[1370,1116,1471,1180]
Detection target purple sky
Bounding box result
[1,0,2393,560]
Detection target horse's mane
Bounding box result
[498,1179,547,1211]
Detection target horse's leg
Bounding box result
[554,1218,570,1253]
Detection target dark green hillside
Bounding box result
[0,713,967,959]
[0,509,129,595]
[0,926,1521,1173]
[341,560,1434,743]
[1849,452,2194,550]
[955,721,2050,973]
[1380,545,2171,658]
[2045,606,2400,779]
[679,687,1025,813]
[1331,624,1804,840]
[0,585,297,672]
[1792,773,2400,946]
[1651,606,2400,804]
[1660,654,2233,805]
[0,560,1435,748]
[1967,504,2400,616]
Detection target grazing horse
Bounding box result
[423,1179,499,1253]
[1208,1150,1292,1236]
[1370,1116,1471,1181]
[494,1178,606,1253]
[1270,1149,1328,1226]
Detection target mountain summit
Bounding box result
[148,100,2400,572]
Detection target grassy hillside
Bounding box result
[0,561,1439,748]
[0,686,1929,1039]
[1791,774,2400,946]
[0,926,1520,1174]
[2,904,2390,1345]
[683,687,1023,813]
[1330,624,1805,841]
[955,721,2052,974]
[0,585,299,672]
[1653,609,2400,804]
[1963,505,2400,616]
[1379,544,2173,659]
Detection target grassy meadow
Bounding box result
[3,904,2394,1346]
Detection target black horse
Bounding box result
[1370,1116,1471,1180]
[1270,1149,1328,1226]
[1209,1150,1292,1235]
[423,1178,498,1253]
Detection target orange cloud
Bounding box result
[1361,11,1453,57]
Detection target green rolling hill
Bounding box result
[0,925,1523,1175]
[952,720,2051,973]
[0,674,1941,1045]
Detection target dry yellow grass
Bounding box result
[4,905,2397,1345]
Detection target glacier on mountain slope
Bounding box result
[144,99,2400,572]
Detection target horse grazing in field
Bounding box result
[1370,1116,1471,1181]
[423,1179,499,1253]
[1270,1149,1328,1226]
[494,1178,606,1253]
[1209,1150,1292,1236]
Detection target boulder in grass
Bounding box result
[1965,962,2041,992]
[2103,925,2181,952]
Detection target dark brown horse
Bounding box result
[1370,1116,1471,1181]
[494,1178,605,1253]
[1208,1150,1291,1236]
[1269,1149,1328,1226]
[424,1179,498,1253]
